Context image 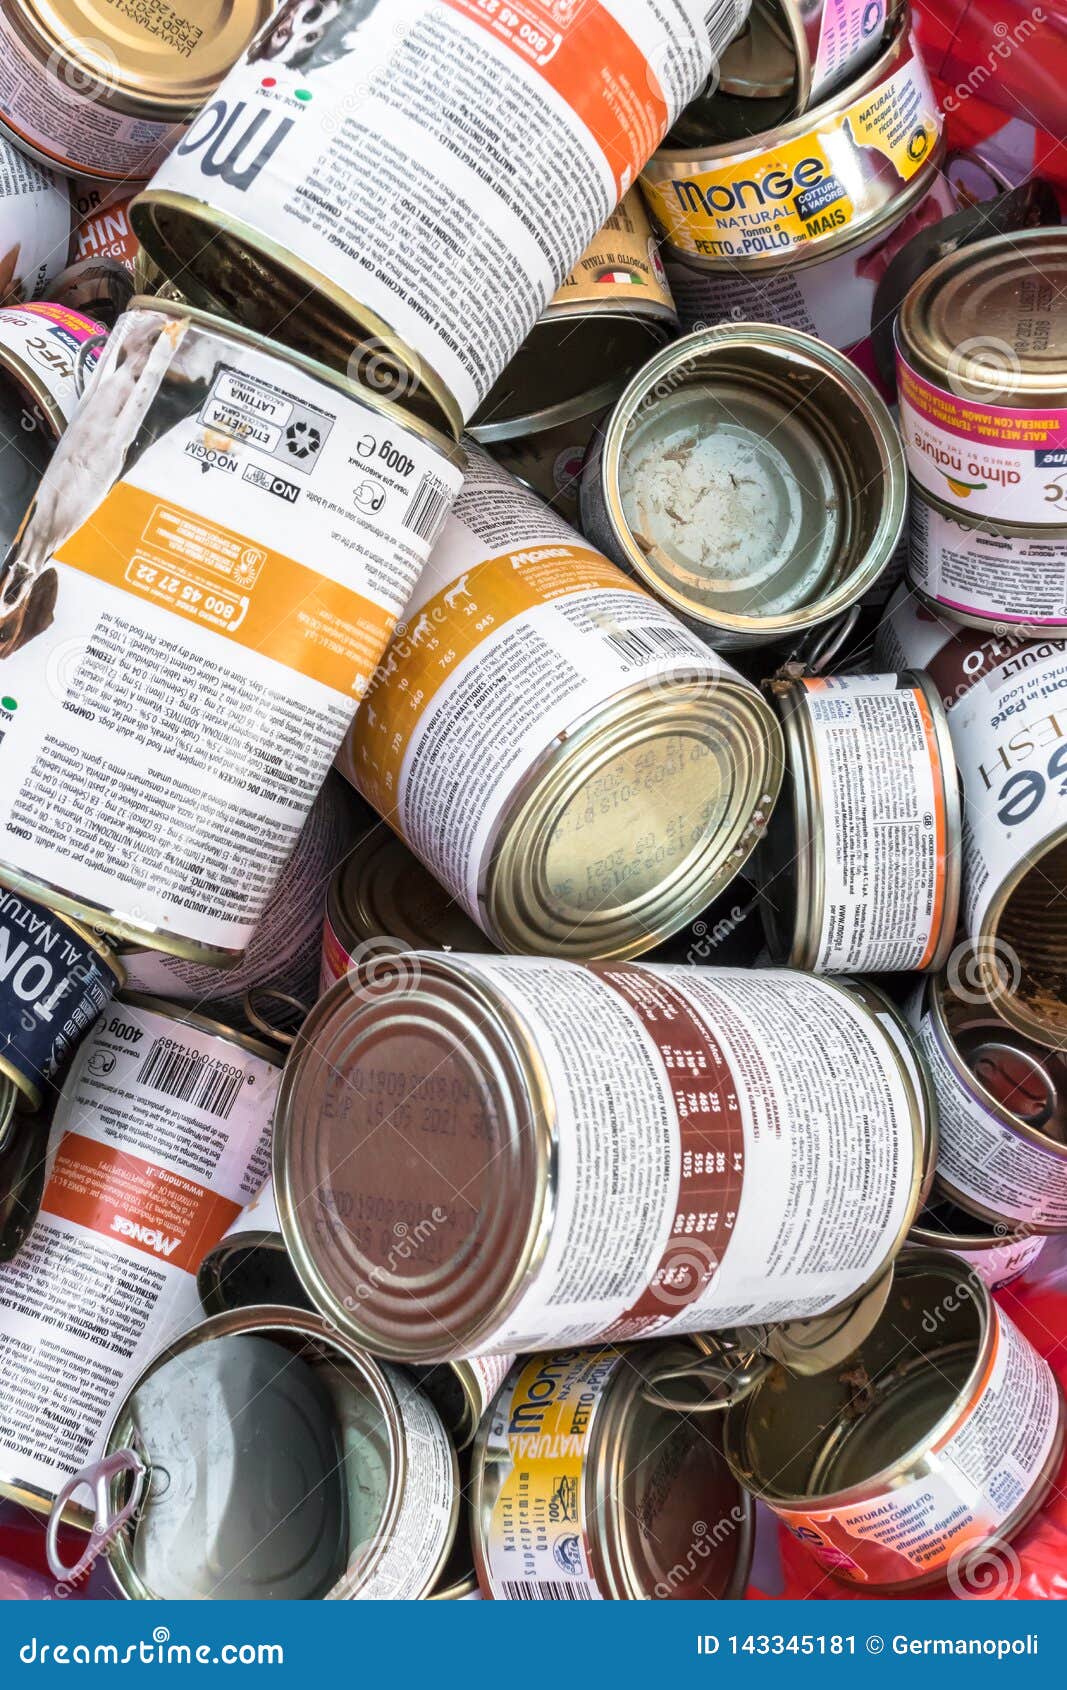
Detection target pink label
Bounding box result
[897,353,1067,450]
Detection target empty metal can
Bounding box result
[641,18,941,271]
[579,325,906,649]
[0,297,463,965]
[758,671,959,972]
[0,0,271,180]
[45,1308,460,1600]
[908,1197,1047,1291]
[471,1344,753,1599]
[132,0,727,435]
[915,962,1067,1233]
[897,228,1067,530]
[272,958,928,1363]
[724,1249,1064,1590]
[338,445,782,960]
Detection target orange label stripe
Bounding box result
[54,480,393,697]
[913,685,949,971]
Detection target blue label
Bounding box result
[0,890,119,1106]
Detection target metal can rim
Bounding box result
[117,989,284,1069]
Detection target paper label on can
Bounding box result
[146,0,714,422]
[811,0,889,103]
[871,583,955,677]
[776,1306,1060,1585]
[641,39,940,263]
[479,1351,622,1599]
[898,354,1067,525]
[0,308,459,956]
[453,959,917,1351]
[0,1000,277,1500]
[347,446,731,926]
[938,1231,1047,1292]
[0,888,118,1104]
[0,11,178,179]
[799,675,949,973]
[918,1010,1067,1229]
[0,302,104,428]
[319,907,352,994]
[350,1365,456,1600]
[71,197,140,275]
[908,493,1067,625]
[550,189,676,317]
[0,136,70,304]
[948,640,1067,957]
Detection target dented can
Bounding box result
[0,298,463,964]
[897,229,1067,529]
[470,190,678,443]
[0,0,271,180]
[915,963,1067,1233]
[640,19,942,272]
[0,889,123,1110]
[133,0,729,435]
[724,1250,1064,1590]
[46,1308,460,1599]
[338,446,782,959]
[908,1196,1047,1292]
[0,993,280,1516]
[272,958,928,1362]
[471,1345,753,1599]
[758,672,959,972]
[579,325,906,649]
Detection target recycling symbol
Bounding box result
[285,419,321,459]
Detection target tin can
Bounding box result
[758,671,959,972]
[915,963,1067,1233]
[897,229,1067,528]
[410,1355,517,1454]
[471,1344,753,1599]
[0,132,75,308]
[469,191,678,444]
[45,1307,460,1600]
[339,446,781,959]
[132,0,728,435]
[196,1177,312,1320]
[908,484,1067,631]
[579,325,906,650]
[0,888,123,1111]
[0,0,271,181]
[124,771,361,1022]
[0,993,280,1516]
[319,804,493,994]
[724,1249,1065,1590]
[640,19,942,272]
[0,298,463,965]
[0,300,104,438]
[486,410,602,528]
[908,1197,1047,1291]
[273,957,928,1362]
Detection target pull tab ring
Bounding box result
[642,1340,775,1413]
[73,332,109,400]
[46,1448,146,1585]
[243,988,310,1047]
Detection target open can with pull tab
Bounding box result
[45,1307,461,1601]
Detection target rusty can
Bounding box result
[640,17,941,273]
[908,1196,1047,1291]
[338,445,782,960]
[471,1344,753,1599]
[469,190,678,444]
[272,958,928,1363]
[0,297,463,964]
[132,0,730,436]
[0,992,281,1517]
[724,1249,1065,1590]
[897,229,1067,531]
[44,1307,460,1599]
[915,961,1067,1233]
[757,671,960,972]
[0,0,271,181]
[579,325,906,650]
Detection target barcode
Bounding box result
[498,1580,593,1600]
[136,1037,246,1120]
[603,624,702,667]
[404,474,451,543]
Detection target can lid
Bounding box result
[898,226,1067,404]
[329,827,492,957]
[19,0,272,116]
[933,965,1067,1157]
[762,1263,895,1375]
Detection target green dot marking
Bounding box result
[1,697,16,711]
[295,89,312,102]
